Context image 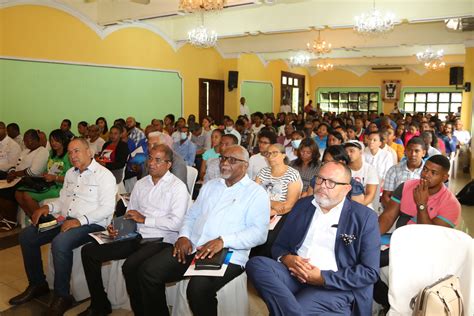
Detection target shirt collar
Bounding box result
[219,174,252,188]
[146,170,173,186]
[74,158,97,173]
[311,197,345,220]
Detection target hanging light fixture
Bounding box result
[187,13,218,48]
[416,48,446,71]
[289,52,310,67]
[307,30,332,55]
[354,0,395,35]
[316,60,334,71]
[179,0,226,12]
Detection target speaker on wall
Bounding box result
[449,67,463,85]
[228,71,238,91]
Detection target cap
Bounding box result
[343,140,364,151]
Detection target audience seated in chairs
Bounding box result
[96,117,109,141]
[135,145,269,316]
[80,144,190,316]
[87,125,105,156]
[290,138,321,193]
[199,129,223,182]
[375,154,461,310]
[15,129,72,217]
[125,116,145,150]
[247,130,277,180]
[97,125,129,184]
[247,161,380,316]
[60,119,75,140]
[77,121,89,138]
[251,143,302,258]
[6,122,24,150]
[0,129,49,230]
[8,138,117,316]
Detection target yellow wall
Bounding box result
[310,67,457,114]
[0,4,311,120]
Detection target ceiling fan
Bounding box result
[84,0,151,4]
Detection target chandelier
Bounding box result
[188,25,218,48]
[354,0,395,35]
[416,48,446,71]
[316,61,334,72]
[307,30,332,55]
[289,52,310,67]
[179,0,226,12]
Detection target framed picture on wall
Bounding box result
[382,80,401,101]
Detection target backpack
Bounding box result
[456,180,474,206]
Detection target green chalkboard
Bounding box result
[241,81,273,114]
[0,58,182,134]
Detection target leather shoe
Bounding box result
[47,295,74,316]
[8,283,50,305]
[78,306,112,316]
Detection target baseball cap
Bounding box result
[343,140,364,151]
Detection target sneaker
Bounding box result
[0,218,18,231]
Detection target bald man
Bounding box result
[247,161,380,316]
[136,145,270,316]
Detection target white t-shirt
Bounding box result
[382,144,398,164]
[240,104,250,117]
[0,136,21,172]
[453,130,471,145]
[15,146,49,176]
[351,161,379,210]
[247,153,268,180]
[363,148,395,180]
[251,124,264,135]
[88,137,106,156]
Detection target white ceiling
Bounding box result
[39,0,474,68]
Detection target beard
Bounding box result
[314,191,337,208]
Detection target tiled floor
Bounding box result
[0,172,472,315]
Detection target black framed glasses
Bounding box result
[219,155,247,165]
[314,175,349,189]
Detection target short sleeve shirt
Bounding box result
[391,179,461,227]
[257,166,302,202]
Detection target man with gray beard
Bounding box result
[247,161,380,316]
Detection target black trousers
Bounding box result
[137,246,244,316]
[81,238,172,315]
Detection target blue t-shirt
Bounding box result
[203,147,220,161]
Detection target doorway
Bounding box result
[199,78,225,124]
[281,71,305,114]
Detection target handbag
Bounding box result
[18,176,54,193]
[410,275,463,316]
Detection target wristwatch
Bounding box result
[418,204,426,211]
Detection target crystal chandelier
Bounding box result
[416,48,446,71]
[188,25,218,48]
[179,0,226,12]
[316,61,334,72]
[354,0,395,35]
[289,52,310,67]
[307,30,332,55]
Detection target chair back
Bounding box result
[186,166,198,197]
[387,224,473,316]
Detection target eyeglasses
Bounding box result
[148,157,171,165]
[219,155,247,165]
[262,151,281,158]
[314,175,349,189]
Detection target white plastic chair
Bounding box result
[186,166,198,197]
[171,273,249,316]
[387,225,473,316]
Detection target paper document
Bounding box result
[0,178,21,189]
[184,251,233,277]
[269,215,282,230]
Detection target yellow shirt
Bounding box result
[390,142,404,162]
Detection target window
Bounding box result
[403,92,462,117]
[319,91,379,114]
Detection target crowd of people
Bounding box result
[0,101,470,315]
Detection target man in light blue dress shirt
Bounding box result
[137,145,270,316]
[173,125,197,167]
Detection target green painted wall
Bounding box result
[241,81,273,114]
[0,58,182,134]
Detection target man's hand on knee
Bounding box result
[61,219,81,232]
[31,206,50,225]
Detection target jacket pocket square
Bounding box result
[340,234,357,245]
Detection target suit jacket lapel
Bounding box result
[295,199,317,250]
[334,198,352,267]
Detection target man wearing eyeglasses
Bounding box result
[247,161,380,316]
[137,145,270,316]
[78,144,190,316]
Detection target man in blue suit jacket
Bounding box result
[247,161,380,316]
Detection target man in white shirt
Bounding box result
[6,122,25,150]
[344,140,379,209]
[0,129,49,230]
[87,124,106,156]
[239,97,250,118]
[453,119,471,173]
[0,122,21,174]
[80,144,190,316]
[246,162,379,316]
[224,118,242,145]
[9,138,117,316]
[280,101,292,114]
[137,145,270,316]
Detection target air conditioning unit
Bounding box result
[370,66,406,72]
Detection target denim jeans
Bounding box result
[19,223,104,297]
